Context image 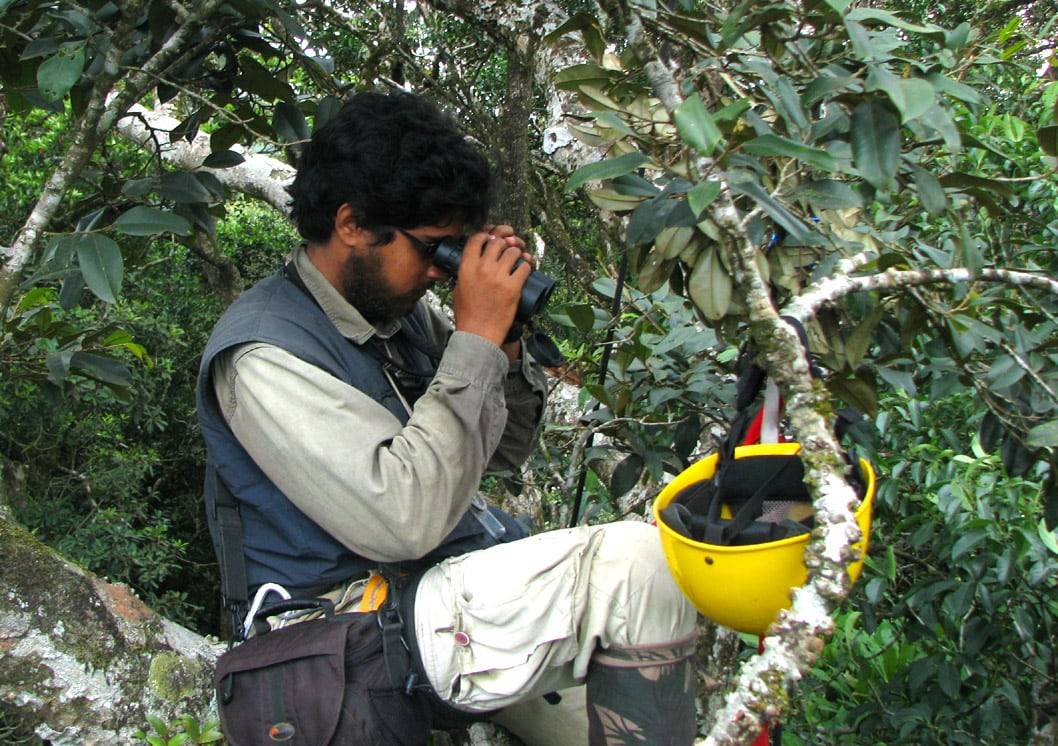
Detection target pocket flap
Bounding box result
[216,615,355,677]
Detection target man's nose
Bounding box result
[426,264,450,282]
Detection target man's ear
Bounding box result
[333,203,364,246]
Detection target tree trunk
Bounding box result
[0,517,222,743]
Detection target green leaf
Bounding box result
[727,173,813,243]
[938,661,961,699]
[314,95,343,132]
[795,180,862,210]
[846,7,945,37]
[846,309,883,368]
[803,68,858,106]
[158,172,214,204]
[113,206,192,236]
[673,94,723,155]
[1038,519,1058,555]
[211,124,244,152]
[75,234,123,303]
[688,247,732,320]
[566,304,597,335]
[146,714,168,736]
[202,150,245,168]
[951,529,989,561]
[912,168,947,216]
[235,57,295,102]
[565,152,650,193]
[37,44,85,102]
[851,100,900,190]
[1026,420,1058,448]
[926,72,983,106]
[273,101,309,142]
[743,134,837,171]
[46,348,76,385]
[70,352,133,387]
[553,64,614,90]
[866,67,935,123]
[876,365,917,396]
[610,453,644,498]
[687,181,721,217]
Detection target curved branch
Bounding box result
[623,21,865,746]
[785,267,1058,322]
[116,104,295,215]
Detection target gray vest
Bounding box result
[197,270,521,596]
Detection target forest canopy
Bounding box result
[1,0,1056,743]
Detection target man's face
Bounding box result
[340,221,463,322]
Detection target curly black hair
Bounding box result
[288,91,493,244]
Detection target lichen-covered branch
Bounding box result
[785,266,1058,322]
[622,20,865,746]
[116,104,295,215]
[0,517,222,741]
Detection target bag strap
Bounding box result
[208,465,250,644]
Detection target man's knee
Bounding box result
[587,521,698,646]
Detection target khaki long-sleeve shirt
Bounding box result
[211,246,547,563]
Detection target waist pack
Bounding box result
[215,599,431,746]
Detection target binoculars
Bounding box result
[433,237,556,323]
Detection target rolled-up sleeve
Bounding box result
[217,331,510,562]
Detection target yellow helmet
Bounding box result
[653,442,875,636]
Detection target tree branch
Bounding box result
[784,267,1058,322]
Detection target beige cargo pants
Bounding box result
[412,521,699,745]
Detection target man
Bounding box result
[198,91,697,745]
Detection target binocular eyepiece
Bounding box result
[433,237,556,323]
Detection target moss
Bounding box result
[149,652,205,703]
[0,517,124,672]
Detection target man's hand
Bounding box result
[453,226,532,351]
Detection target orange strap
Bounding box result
[357,573,389,613]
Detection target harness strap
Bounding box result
[208,466,249,644]
[377,568,424,695]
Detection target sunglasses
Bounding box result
[394,227,448,260]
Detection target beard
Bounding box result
[339,249,430,322]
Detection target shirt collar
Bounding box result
[293,244,402,343]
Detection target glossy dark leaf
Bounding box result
[202,150,245,169]
[314,95,343,131]
[912,167,947,216]
[979,412,1003,452]
[610,453,644,498]
[272,101,308,143]
[113,206,192,236]
[743,134,836,171]
[673,93,723,155]
[73,234,123,303]
[851,100,900,190]
[728,173,813,243]
[1001,437,1036,478]
[235,57,295,102]
[37,44,85,101]
[938,661,961,699]
[69,352,132,387]
[158,172,213,204]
